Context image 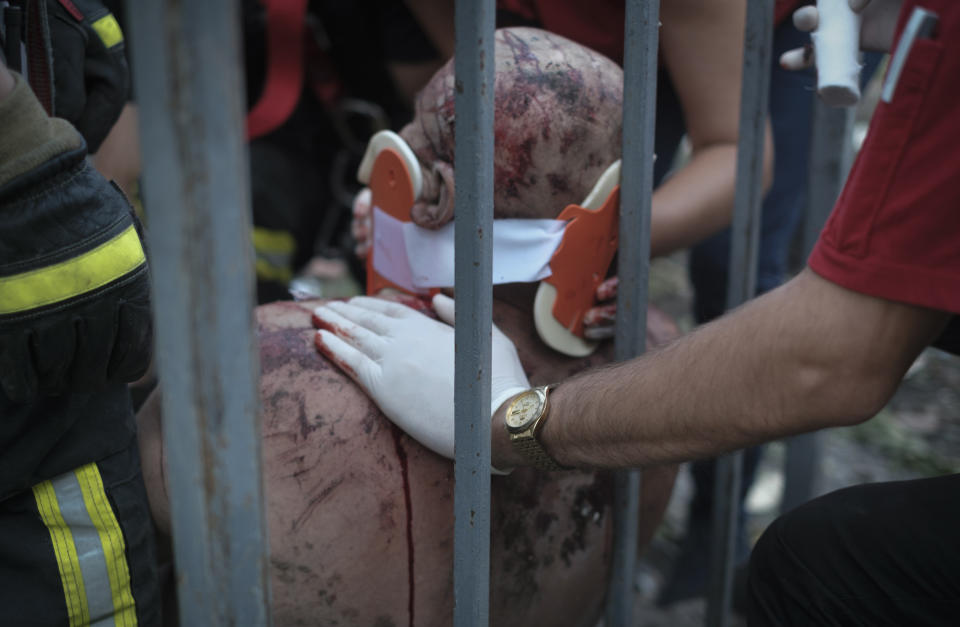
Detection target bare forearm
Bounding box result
[651,0,774,258]
[650,119,773,259]
[494,270,948,469]
[652,144,729,257]
[403,0,455,60]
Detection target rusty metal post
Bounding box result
[706,1,774,625]
[782,99,856,513]
[125,0,272,624]
[607,0,660,624]
[452,0,496,625]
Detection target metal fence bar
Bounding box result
[606,0,660,624]
[707,1,774,625]
[801,101,857,258]
[452,0,495,625]
[782,100,856,513]
[125,0,272,625]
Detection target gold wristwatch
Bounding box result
[504,385,568,471]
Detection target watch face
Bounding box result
[505,390,543,430]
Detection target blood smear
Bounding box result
[390,425,415,627]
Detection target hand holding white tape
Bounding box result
[812,0,863,106]
[314,294,529,471]
[780,1,862,106]
[780,0,903,106]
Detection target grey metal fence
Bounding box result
[706,2,775,626]
[126,0,272,625]
[452,2,496,625]
[605,0,661,624]
[782,100,857,514]
[129,0,854,624]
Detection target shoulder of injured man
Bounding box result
[142,298,616,626]
[259,299,615,626]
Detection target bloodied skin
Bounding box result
[399,27,624,228]
[136,296,679,626]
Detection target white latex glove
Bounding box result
[780,0,903,83]
[313,294,530,471]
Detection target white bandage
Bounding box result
[372,206,566,293]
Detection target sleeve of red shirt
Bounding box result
[808,0,960,315]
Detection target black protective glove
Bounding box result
[47,0,129,153]
[0,151,152,404]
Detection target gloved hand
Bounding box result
[582,276,619,340]
[0,74,152,403]
[350,187,372,259]
[0,254,151,403]
[313,294,530,465]
[47,0,129,152]
[780,0,903,72]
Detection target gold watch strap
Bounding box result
[511,433,568,471]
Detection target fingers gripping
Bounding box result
[780,6,819,71]
[431,293,455,325]
[793,5,820,31]
[596,276,619,302]
[352,188,372,258]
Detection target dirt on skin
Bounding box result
[255,299,621,627]
[399,27,624,228]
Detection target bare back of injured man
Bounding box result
[136,27,680,626]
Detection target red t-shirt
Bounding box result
[497,0,809,65]
[808,0,960,314]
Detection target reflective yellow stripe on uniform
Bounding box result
[91,14,124,48]
[0,225,145,315]
[253,226,295,283]
[32,481,90,626]
[32,463,138,627]
[76,464,137,627]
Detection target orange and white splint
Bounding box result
[356,130,623,357]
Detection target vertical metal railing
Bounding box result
[452,0,496,625]
[606,0,660,624]
[706,1,774,625]
[781,99,856,513]
[126,1,272,625]
[801,101,857,260]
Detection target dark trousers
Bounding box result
[748,474,960,625]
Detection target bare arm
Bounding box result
[386,0,456,107]
[403,0,456,60]
[493,269,949,469]
[650,0,774,258]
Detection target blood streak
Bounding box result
[391,424,415,627]
[311,312,353,338]
[313,330,357,380]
